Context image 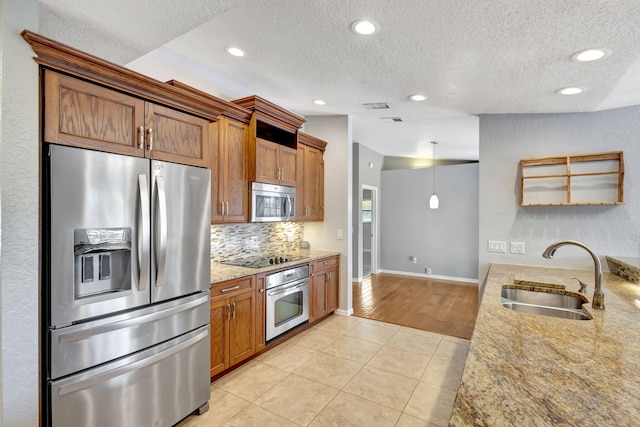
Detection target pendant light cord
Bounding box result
[432,141,437,195]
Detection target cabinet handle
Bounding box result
[221,201,225,216]
[323,261,330,265]
[328,272,331,281]
[259,287,264,293]
[221,285,240,293]
[226,202,230,216]
[227,303,231,321]
[138,126,145,149]
[232,302,236,319]
[146,128,154,151]
[280,168,284,181]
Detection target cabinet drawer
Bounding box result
[210,276,255,299]
[316,256,338,271]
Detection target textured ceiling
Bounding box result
[39,0,640,160]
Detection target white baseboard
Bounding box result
[334,308,354,316]
[378,269,478,284]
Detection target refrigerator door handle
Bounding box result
[155,175,168,287]
[57,294,208,344]
[138,174,150,291]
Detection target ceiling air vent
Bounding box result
[363,102,389,109]
[381,117,404,122]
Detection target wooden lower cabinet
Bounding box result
[209,276,256,377]
[309,256,340,323]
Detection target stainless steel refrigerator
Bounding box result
[44,145,211,427]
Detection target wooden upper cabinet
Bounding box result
[255,138,280,184]
[44,70,145,157]
[210,117,248,223]
[44,70,210,167]
[297,132,327,221]
[233,96,305,188]
[144,103,209,167]
[255,138,297,186]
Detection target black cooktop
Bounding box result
[221,254,309,268]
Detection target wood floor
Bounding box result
[352,273,478,340]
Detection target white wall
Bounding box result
[380,163,479,281]
[0,0,40,424]
[479,106,640,291]
[302,115,353,314]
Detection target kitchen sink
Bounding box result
[501,287,592,320]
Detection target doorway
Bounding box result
[359,185,378,279]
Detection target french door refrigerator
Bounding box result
[44,145,211,427]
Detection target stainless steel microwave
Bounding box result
[250,182,296,222]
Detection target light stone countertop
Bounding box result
[210,250,341,284]
[449,263,640,426]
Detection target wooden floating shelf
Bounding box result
[520,151,624,206]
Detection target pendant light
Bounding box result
[429,141,439,209]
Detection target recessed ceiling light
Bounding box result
[572,48,609,62]
[313,99,326,106]
[226,47,246,57]
[409,94,427,101]
[557,87,585,95]
[351,19,378,35]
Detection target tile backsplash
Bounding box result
[210,222,305,261]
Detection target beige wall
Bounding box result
[302,115,353,314]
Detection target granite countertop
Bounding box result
[449,263,640,426]
[210,250,341,284]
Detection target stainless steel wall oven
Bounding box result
[265,265,309,341]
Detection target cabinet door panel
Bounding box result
[296,147,305,217]
[44,71,144,156]
[279,146,298,187]
[145,103,209,167]
[303,146,320,218]
[230,292,256,366]
[327,266,339,312]
[225,120,249,221]
[255,138,279,184]
[312,273,328,320]
[210,298,229,377]
[209,121,224,222]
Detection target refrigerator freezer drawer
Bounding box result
[50,325,210,427]
[50,292,209,379]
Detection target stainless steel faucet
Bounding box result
[542,240,604,310]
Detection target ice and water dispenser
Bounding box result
[73,228,132,302]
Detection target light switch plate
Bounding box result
[488,240,507,253]
[336,229,344,240]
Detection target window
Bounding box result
[362,200,372,223]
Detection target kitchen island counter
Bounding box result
[210,250,341,284]
[449,263,640,426]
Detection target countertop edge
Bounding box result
[210,250,341,284]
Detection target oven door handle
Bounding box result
[268,281,308,297]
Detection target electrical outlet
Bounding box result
[409,256,417,263]
[511,242,525,254]
[488,240,507,253]
[336,229,344,240]
[426,267,432,275]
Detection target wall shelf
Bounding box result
[520,151,624,206]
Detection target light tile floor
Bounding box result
[178,315,470,427]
